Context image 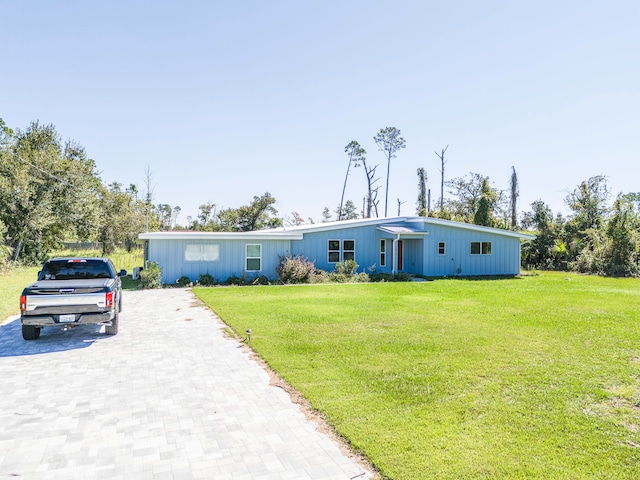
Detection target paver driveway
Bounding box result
[0,288,372,480]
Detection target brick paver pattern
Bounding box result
[0,288,371,479]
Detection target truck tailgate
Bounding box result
[23,293,108,311]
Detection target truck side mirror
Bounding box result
[119,269,127,277]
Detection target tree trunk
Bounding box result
[12,240,22,262]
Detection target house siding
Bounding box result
[147,238,291,284]
[290,225,392,274]
[402,239,423,275]
[140,217,532,284]
[419,224,522,276]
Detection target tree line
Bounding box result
[0,120,278,265]
[331,126,639,277]
[1,119,638,276]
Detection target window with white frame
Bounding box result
[245,244,261,271]
[328,240,341,263]
[184,244,220,261]
[380,239,386,266]
[438,242,446,255]
[327,240,356,263]
[470,241,492,255]
[343,240,355,261]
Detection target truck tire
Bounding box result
[22,325,41,340]
[106,312,119,335]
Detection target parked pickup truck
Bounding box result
[20,258,126,340]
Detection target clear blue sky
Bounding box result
[3,1,639,225]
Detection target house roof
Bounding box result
[377,225,430,239]
[418,217,536,240]
[277,216,535,240]
[138,231,304,240]
[138,216,536,241]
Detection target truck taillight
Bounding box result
[106,291,114,308]
[20,295,26,311]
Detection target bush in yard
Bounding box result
[311,269,329,283]
[328,272,349,283]
[224,276,248,286]
[140,261,162,289]
[334,259,359,276]
[277,255,316,284]
[198,273,215,286]
[369,272,413,282]
[176,276,192,287]
[252,275,270,285]
[328,259,369,283]
[354,272,370,282]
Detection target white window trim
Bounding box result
[328,239,340,263]
[184,243,220,262]
[343,239,355,261]
[245,244,262,271]
[470,241,492,255]
[327,239,356,263]
[380,239,386,267]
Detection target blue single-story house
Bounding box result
[138,216,535,284]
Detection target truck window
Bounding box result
[40,260,113,280]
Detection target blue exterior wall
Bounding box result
[289,225,395,274]
[147,238,291,284]
[402,239,423,274]
[412,222,522,276]
[142,218,528,283]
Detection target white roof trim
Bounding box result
[138,231,303,240]
[377,225,430,238]
[138,216,535,241]
[420,217,536,239]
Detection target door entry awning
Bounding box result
[377,225,430,239]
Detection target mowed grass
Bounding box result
[195,273,640,479]
[51,248,144,273]
[0,266,39,323]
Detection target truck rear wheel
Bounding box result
[106,312,119,335]
[22,325,41,340]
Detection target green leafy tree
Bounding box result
[335,200,359,220]
[97,182,147,254]
[199,192,282,232]
[564,175,610,266]
[192,202,218,231]
[230,192,282,231]
[604,193,640,276]
[521,200,569,270]
[473,177,498,227]
[0,121,101,263]
[374,127,406,217]
[321,207,332,223]
[446,173,503,224]
[565,175,609,237]
[0,218,12,269]
[154,203,180,231]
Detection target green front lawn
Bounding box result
[0,266,39,323]
[195,273,640,479]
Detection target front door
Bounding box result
[398,240,403,271]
